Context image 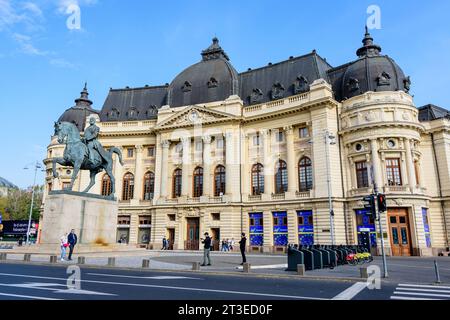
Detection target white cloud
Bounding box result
[13,32,49,56]
[22,2,43,19]
[50,57,76,68]
[0,0,24,30]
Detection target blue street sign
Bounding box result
[0,212,2,224]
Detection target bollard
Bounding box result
[360,267,369,279]
[107,257,116,267]
[49,255,57,264]
[434,260,441,284]
[0,253,7,261]
[24,254,31,262]
[243,263,251,273]
[297,264,306,276]
[192,262,201,271]
[142,259,150,268]
[77,256,86,265]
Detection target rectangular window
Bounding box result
[168,214,176,222]
[62,182,71,190]
[127,148,134,158]
[273,212,288,246]
[253,135,260,146]
[299,127,309,138]
[355,161,369,188]
[147,146,155,157]
[118,216,131,225]
[211,213,220,221]
[298,211,314,246]
[422,208,432,248]
[386,158,402,186]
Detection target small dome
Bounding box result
[0,177,17,189]
[58,83,99,131]
[340,28,411,100]
[168,38,239,108]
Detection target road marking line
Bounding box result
[235,264,287,270]
[390,296,442,301]
[332,282,367,300]
[396,287,450,294]
[0,282,116,296]
[399,284,450,290]
[87,273,201,280]
[393,291,450,298]
[0,292,61,300]
[0,272,328,300]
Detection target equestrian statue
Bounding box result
[52,117,123,197]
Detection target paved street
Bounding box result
[0,261,449,300]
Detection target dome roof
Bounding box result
[168,38,239,108]
[0,177,17,189]
[340,28,411,100]
[58,84,99,131]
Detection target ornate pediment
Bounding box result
[155,106,237,130]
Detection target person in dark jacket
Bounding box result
[67,229,78,261]
[200,232,212,266]
[239,233,247,265]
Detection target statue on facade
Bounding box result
[52,118,123,197]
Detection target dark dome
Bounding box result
[340,28,411,100]
[58,84,99,131]
[168,38,239,108]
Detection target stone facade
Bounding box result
[42,35,450,256]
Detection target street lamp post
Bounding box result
[325,130,336,246]
[24,161,43,246]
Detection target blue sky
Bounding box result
[0,0,449,188]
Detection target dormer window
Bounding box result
[182,81,192,92]
[207,77,218,88]
[108,108,120,120]
[127,108,139,120]
[347,78,360,93]
[250,88,264,104]
[146,105,158,118]
[377,72,391,86]
[271,82,285,100]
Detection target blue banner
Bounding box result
[0,220,39,236]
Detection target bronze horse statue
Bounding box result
[52,121,123,196]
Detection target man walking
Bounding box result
[239,233,247,265]
[200,232,212,266]
[67,229,78,261]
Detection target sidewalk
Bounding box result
[1,250,449,284]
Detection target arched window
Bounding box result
[101,174,112,196]
[122,173,135,201]
[299,157,313,192]
[172,169,182,198]
[251,164,264,195]
[214,165,226,196]
[193,167,204,198]
[143,172,155,200]
[275,160,288,194]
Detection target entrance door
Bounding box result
[211,228,220,251]
[388,208,412,256]
[185,218,200,250]
[167,228,175,250]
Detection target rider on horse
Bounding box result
[83,117,109,165]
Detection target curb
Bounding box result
[0,259,369,283]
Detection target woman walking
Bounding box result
[60,233,68,261]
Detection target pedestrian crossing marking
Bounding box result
[391,283,450,300]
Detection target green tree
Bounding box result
[0,186,43,221]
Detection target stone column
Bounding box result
[202,135,212,197]
[241,133,250,199]
[181,137,191,197]
[285,126,297,194]
[370,139,383,191]
[263,210,274,253]
[133,145,144,202]
[262,129,273,199]
[405,138,417,192]
[114,147,123,200]
[160,140,170,199]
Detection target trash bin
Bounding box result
[286,246,304,271]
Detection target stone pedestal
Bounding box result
[40,191,118,246]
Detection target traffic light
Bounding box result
[363,195,376,219]
[377,194,387,213]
